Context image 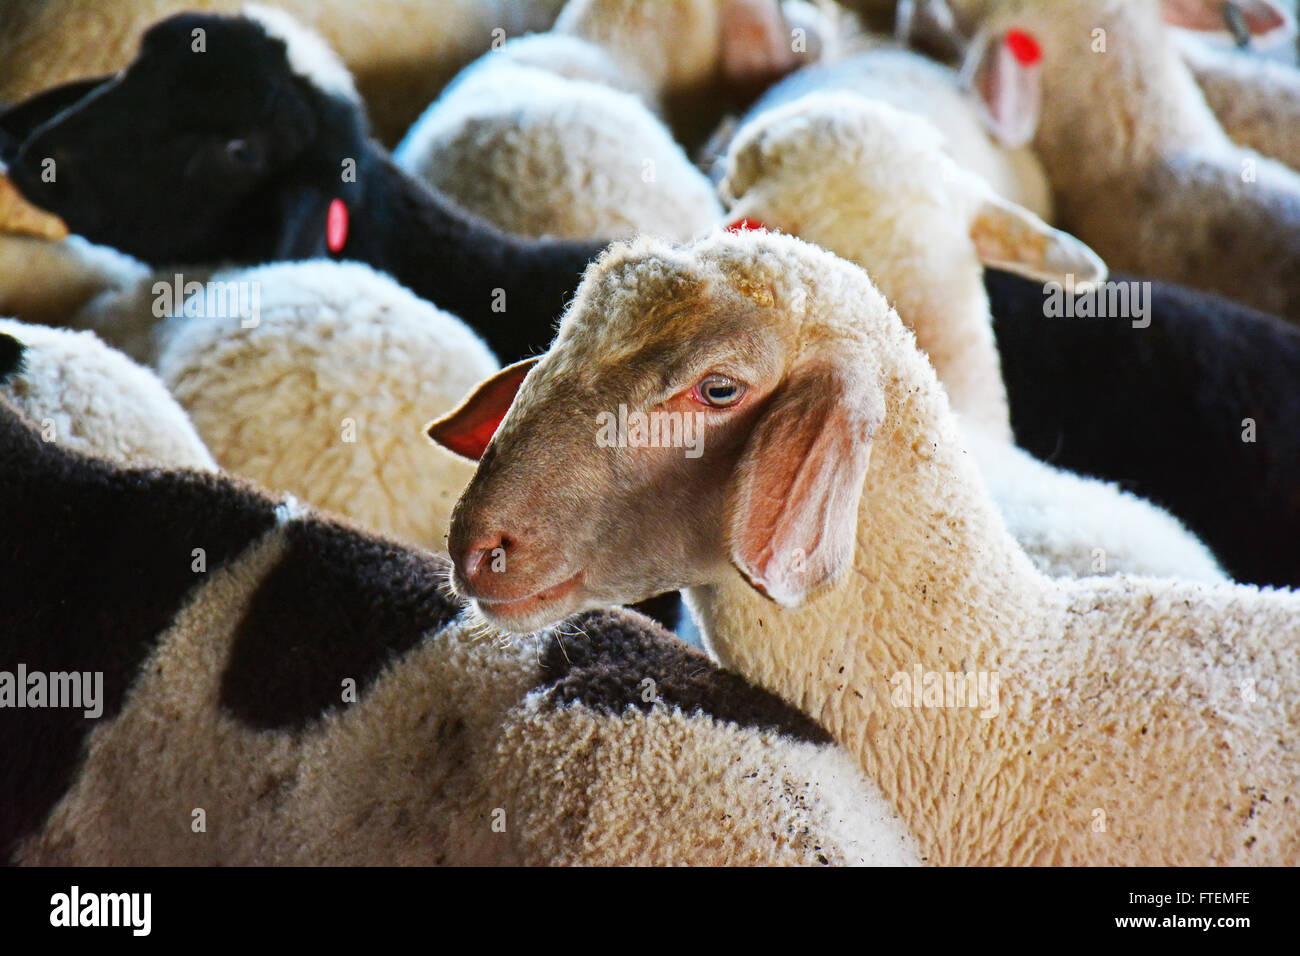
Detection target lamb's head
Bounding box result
[0,7,364,266]
[428,231,900,634]
[722,94,1106,292]
[947,0,1293,46]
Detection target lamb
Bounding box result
[431,230,1300,866]
[0,8,608,362]
[986,266,1300,589]
[391,0,837,243]
[153,259,497,557]
[0,0,569,147]
[0,319,214,471]
[0,387,916,866]
[706,32,1054,220]
[940,0,1300,323]
[718,96,1224,581]
[393,33,724,242]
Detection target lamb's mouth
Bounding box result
[472,571,585,623]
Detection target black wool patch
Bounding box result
[537,609,833,746]
[989,268,1300,587]
[219,518,462,731]
[0,400,278,861]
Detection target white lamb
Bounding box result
[431,230,1300,866]
[718,95,1224,581]
[941,0,1300,322]
[153,260,496,555]
[707,34,1054,220]
[0,317,215,471]
[393,0,831,242]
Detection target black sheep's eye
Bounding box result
[694,374,746,408]
[223,138,261,168]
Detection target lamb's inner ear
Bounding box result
[961,27,1042,149]
[726,359,881,608]
[970,194,1108,285]
[1162,0,1296,46]
[426,357,541,461]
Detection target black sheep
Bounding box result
[988,267,1300,588]
[0,10,605,363]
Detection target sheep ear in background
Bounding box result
[720,0,799,96]
[960,27,1042,149]
[426,357,541,462]
[0,75,110,164]
[970,193,1108,286]
[726,358,883,608]
[1161,0,1297,49]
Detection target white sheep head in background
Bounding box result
[922,0,1296,148]
[720,93,1104,438]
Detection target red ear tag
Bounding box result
[1004,29,1042,66]
[327,198,349,254]
[726,217,768,233]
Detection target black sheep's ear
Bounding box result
[0,76,113,161]
[272,183,333,259]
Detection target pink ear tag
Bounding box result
[1004,28,1042,67]
[726,217,769,233]
[326,198,348,254]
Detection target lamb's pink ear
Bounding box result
[961,27,1042,149]
[1162,0,1296,47]
[726,358,883,607]
[720,0,798,94]
[426,357,540,461]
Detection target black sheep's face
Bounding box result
[2,13,359,265]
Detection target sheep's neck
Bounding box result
[888,271,1013,442]
[690,360,1052,864]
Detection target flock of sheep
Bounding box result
[1,0,1298,866]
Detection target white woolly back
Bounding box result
[156,259,497,552]
[490,32,646,94]
[393,41,721,241]
[243,3,360,102]
[0,318,216,471]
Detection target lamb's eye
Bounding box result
[215,138,264,175]
[694,374,746,408]
[224,138,260,166]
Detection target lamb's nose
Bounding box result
[457,533,514,591]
